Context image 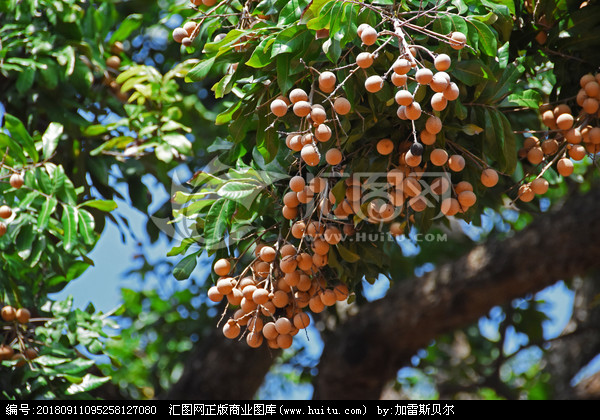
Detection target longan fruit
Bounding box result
[309,294,326,313]
[365,75,384,93]
[431,176,450,195]
[565,128,582,144]
[0,205,12,219]
[275,317,293,335]
[270,99,288,117]
[342,224,355,236]
[395,90,413,106]
[583,98,599,114]
[301,144,320,166]
[441,197,460,216]
[357,23,370,38]
[531,178,549,195]
[310,106,327,125]
[106,55,121,69]
[326,148,343,165]
[312,238,330,256]
[223,320,241,339]
[291,221,306,239]
[431,92,448,111]
[334,97,351,115]
[315,124,332,142]
[580,73,596,88]
[584,81,600,98]
[556,113,574,130]
[9,173,24,189]
[481,168,499,187]
[541,110,557,129]
[333,284,349,301]
[523,136,540,150]
[415,68,433,85]
[429,73,449,93]
[207,286,223,303]
[1,305,16,321]
[320,289,337,307]
[216,277,234,295]
[458,190,476,208]
[23,348,38,361]
[246,332,263,348]
[377,138,394,155]
[569,144,586,161]
[443,82,460,101]
[449,31,467,49]
[557,158,574,176]
[391,72,408,87]
[263,322,279,340]
[252,288,270,305]
[202,0,217,5]
[293,311,310,329]
[227,288,243,306]
[280,255,298,274]
[396,105,407,120]
[405,150,422,167]
[17,308,31,324]
[454,181,473,195]
[0,345,14,361]
[319,71,336,92]
[213,258,231,276]
[434,54,451,71]
[448,155,465,172]
[293,101,312,117]
[289,88,308,104]
[289,176,306,193]
[393,58,412,75]
[429,148,448,166]
[356,52,374,68]
[288,135,303,151]
[360,26,378,45]
[323,226,342,244]
[405,102,422,120]
[172,27,188,43]
[527,147,544,165]
[183,21,197,37]
[518,184,535,202]
[259,246,276,262]
[283,191,300,208]
[426,116,443,134]
[403,177,422,197]
[277,334,293,349]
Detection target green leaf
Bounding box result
[16,67,35,94]
[173,252,199,280]
[185,56,216,82]
[452,60,489,86]
[37,196,58,231]
[4,114,39,162]
[204,198,236,253]
[246,35,275,68]
[217,181,260,201]
[336,243,360,263]
[109,14,143,44]
[79,199,117,212]
[467,18,498,57]
[61,204,78,252]
[42,122,64,160]
[78,208,96,246]
[505,90,542,109]
[65,374,111,395]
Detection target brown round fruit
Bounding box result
[270,99,288,117]
[450,31,467,49]
[365,75,384,93]
[213,258,231,276]
[360,27,378,46]
[480,168,499,187]
[319,71,336,92]
[434,54,451,71]
[1,305,16,321]
[0,205,12,219]
[9,173,24,189]
[333,97,351,115]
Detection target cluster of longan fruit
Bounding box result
[207,244,349,349]
[270,23,500,227]
[517,72,600,202]
[0,305,38,365]
[0,173,24,239]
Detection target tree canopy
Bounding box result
[1,0,600,400]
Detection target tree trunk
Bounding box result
[163,326,281,400]
[313,185,600,400]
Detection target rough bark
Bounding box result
[313,185,600,400]
[545,274,600,399]
[163,326,281,400]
